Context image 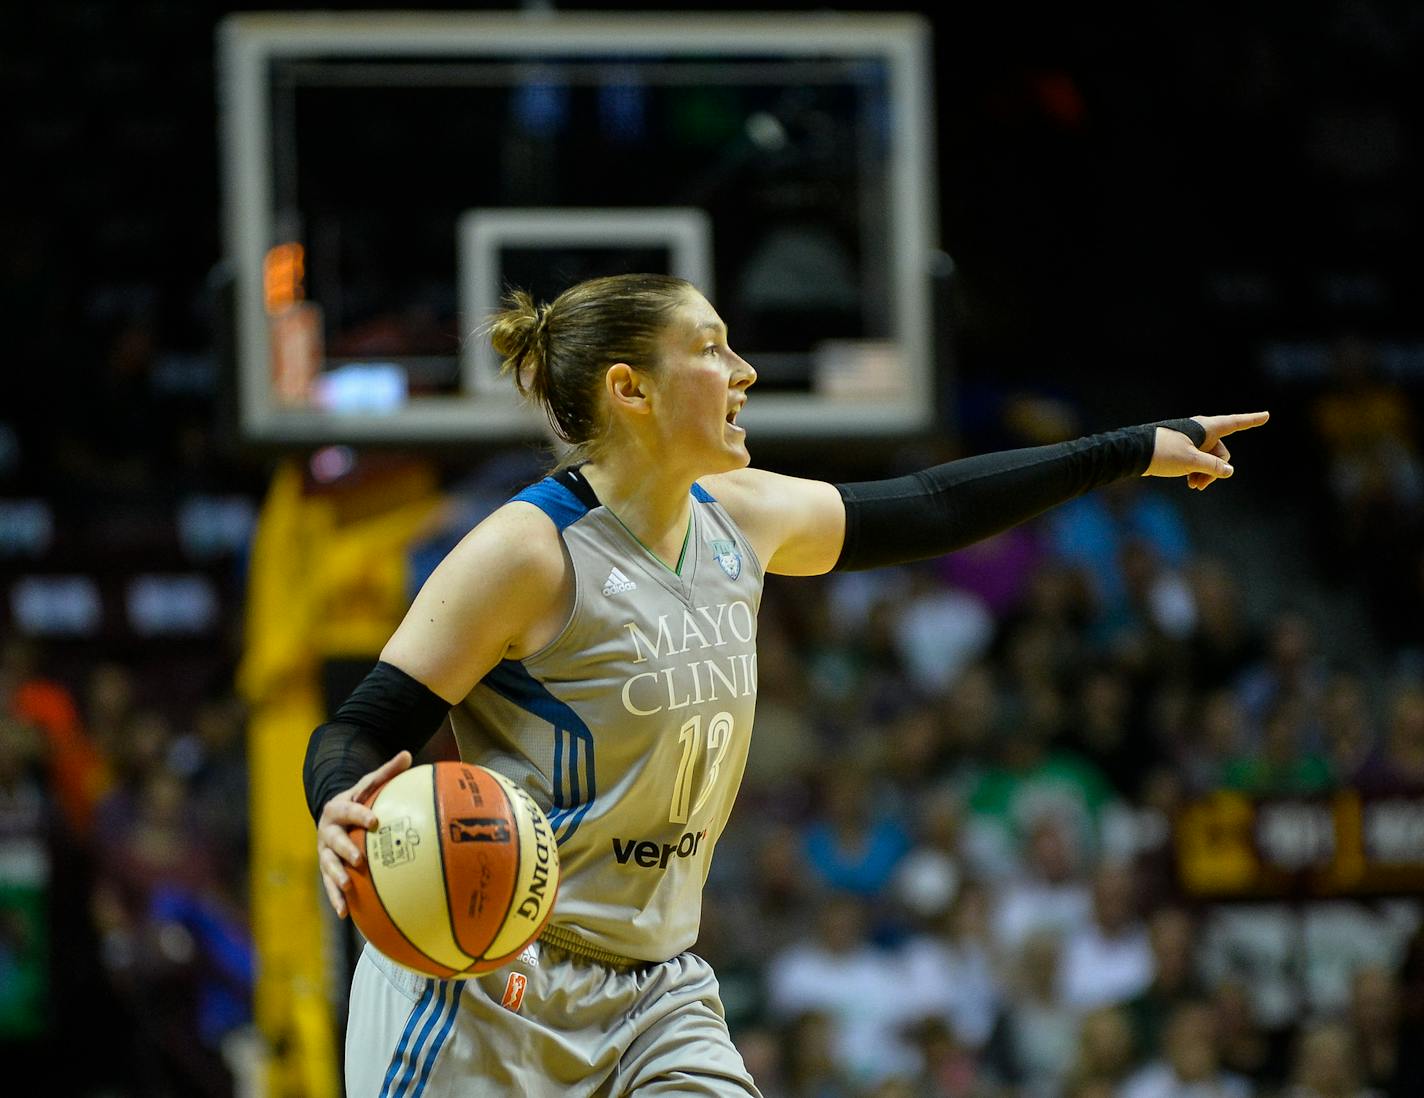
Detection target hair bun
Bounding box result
[488,290,551,398]
[482,273,694,453]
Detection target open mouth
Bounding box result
[725,406,744,431]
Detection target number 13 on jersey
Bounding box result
[669,711,735,824]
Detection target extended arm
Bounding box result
[706,412,1268,576]
[835,419,1201,571]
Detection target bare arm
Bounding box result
[380,501,572,698]
[312,501,571,916]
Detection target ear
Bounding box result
[605,362,652,416]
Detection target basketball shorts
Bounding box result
[345,938,762,1097]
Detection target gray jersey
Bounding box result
[450,468,764,963]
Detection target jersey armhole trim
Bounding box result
[508,531,584,668]
[502,475,587,664]
[510,476,591,531]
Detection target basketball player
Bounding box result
[304,274,1268,1096]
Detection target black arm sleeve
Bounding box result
[832,419,1207,572]
[302,660,453,823]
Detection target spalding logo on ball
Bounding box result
[345,762,560,978]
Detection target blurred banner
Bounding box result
[1177,790,1424,898]
[239,458,443,1096]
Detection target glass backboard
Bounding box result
[219,12,937,443]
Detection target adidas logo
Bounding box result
[602,567,637,596]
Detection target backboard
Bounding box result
[219,12,937,444]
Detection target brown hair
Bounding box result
[486,273,694,458]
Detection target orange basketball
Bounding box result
[345,762,560,977]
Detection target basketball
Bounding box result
[345,762,559,978]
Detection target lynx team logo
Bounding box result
[710,539,741,580]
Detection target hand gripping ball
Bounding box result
[345,762,560,977]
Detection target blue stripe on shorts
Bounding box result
[378,980,435,1098]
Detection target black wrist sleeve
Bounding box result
[302,660,453,823]
[832,419,1205,572]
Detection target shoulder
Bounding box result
[455,499,567,574]
[381,495,574,691]
[698,467,846,577]
[698,466,796,506]
[507,473,597,533]
[439,471,594,568]
[414,497,570,620]
[698,466,841,525]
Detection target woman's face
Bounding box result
[645,291,757,475]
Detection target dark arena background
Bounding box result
[3,2,1424,1095]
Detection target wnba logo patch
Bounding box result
[501,972,527,1013]
[447,817,510,844]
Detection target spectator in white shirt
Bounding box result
[984,929,1081,1098]
[767,894,919,1083]
[993,811,1094,954]
[897,880,1002,1050]
[1060,862,1153,1010]
[1120,1001,1253,1098]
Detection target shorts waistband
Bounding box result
[537,924,650,971]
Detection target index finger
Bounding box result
[1204,411,1270,437]
[350,749,414,807]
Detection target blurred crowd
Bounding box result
[687,453,1424,1098]
[0,642,253,1094]
[4,3,1424,1095]
[7,417,1424,1096]
[3,293,1423,1097]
